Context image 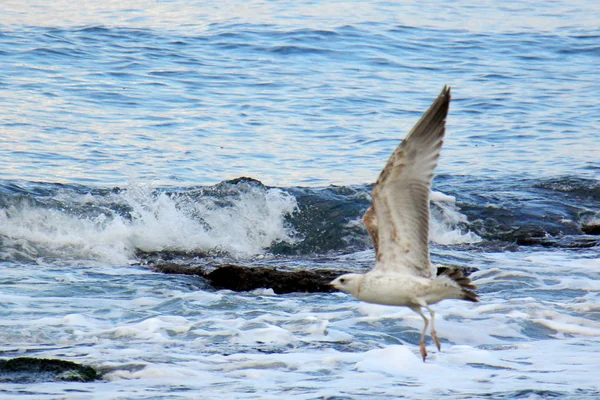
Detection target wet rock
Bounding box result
[0,357,99,383]
[206,265,344,294]
[516,234,600,249]
[582,224,600,235]
[506,227,547,245]
[151,262,206,277]
[135,249,213,262]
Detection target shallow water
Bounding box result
[1,1,599,399]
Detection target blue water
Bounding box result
[1,1,599,399]
[2,2,599,186]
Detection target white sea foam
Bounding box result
[430,190,481,245]
[1,227,598,399]
[123,182,298,256]
[0,182,298,263]
[355,345,436,375]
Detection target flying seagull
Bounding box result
[330,86,478,361]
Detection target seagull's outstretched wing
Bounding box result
[364,86,451,278]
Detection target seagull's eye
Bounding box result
[340,278,346,284]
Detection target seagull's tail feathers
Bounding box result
[440,268,479,302]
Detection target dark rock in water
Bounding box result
[476,224,600,248]
[501,227,547,245]
[223,176,266,187]
[0,357,99,383]
[582,224,600,235]
[152,262,206,277]
[516,234,600,249]
[135,249,214,262]
[151,261,478,294]
[206,265,345,294]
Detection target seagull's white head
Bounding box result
[330,273,364,297]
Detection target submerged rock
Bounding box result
[0,357,99,383]
[151,262,206,277]
[516,234,600,248]
[151,261,478,294]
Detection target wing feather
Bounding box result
[362,206,379,255]
[363,86,451,278]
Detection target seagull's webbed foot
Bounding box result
[419,339,428,361]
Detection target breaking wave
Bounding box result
[0,175,598,264]
[0,178,298,264]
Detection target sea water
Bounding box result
[1,1,599,398]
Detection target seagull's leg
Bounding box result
[410,306,429,361]
[426,306,441,351]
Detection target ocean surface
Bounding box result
[1,1,599,398]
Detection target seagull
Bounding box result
[330,86,478,361]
